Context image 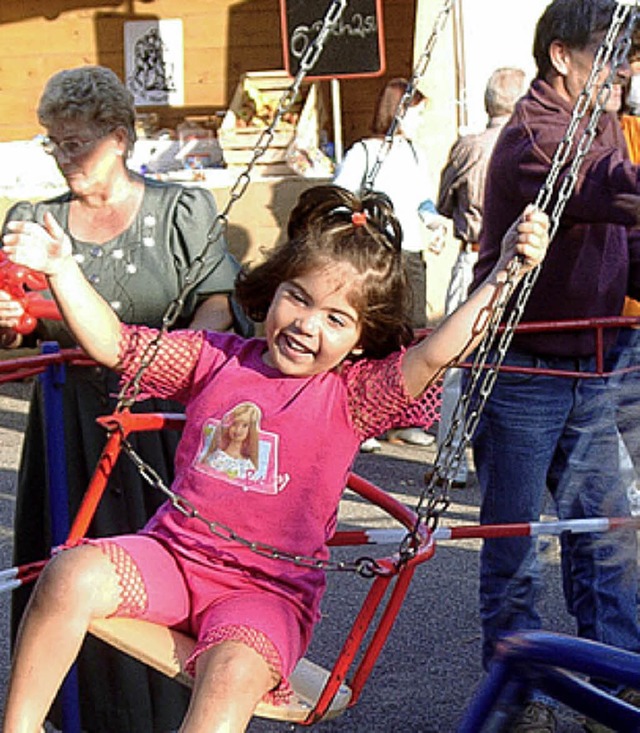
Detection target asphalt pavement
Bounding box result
[0,379,593,732]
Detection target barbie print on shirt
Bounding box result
[196,401,286,494]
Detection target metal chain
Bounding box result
[115,0,348,411]
[121,438,382,577]
[107,0,459,576]
[401,0,639,559]
[103,0,639,572]
[404,262,523,540]
[363,0,454,191]
[536,0,637,236]
[102,1,384,577]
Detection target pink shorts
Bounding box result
[84,534,310,705]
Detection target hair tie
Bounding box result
[352,211,367,227]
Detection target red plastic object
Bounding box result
[0,250,61,333]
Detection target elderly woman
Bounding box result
[0,65,250,733]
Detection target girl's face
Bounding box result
[263,261,362,377]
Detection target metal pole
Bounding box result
[331,77,344,163]
[40,341,81,733]
[452,0,468,132]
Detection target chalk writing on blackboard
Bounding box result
[280,0,386,80]
[291,14,378,58]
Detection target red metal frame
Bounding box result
[2,313,639,723]
[62,410,435,724]
[0,347,88,385]
[460,315,640,378]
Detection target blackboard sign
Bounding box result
[280,0,385,80]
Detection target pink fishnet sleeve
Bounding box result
[345,351,441,440]
[117,324,205,401]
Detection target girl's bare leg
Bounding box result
[180,640,277,733]
[3,545,121,733]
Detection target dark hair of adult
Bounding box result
[533,0,616,79]
[235,185,414,360]
[370,77,426,136]
[37,65,137,155]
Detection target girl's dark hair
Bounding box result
[533,0,616,78]
[235,185,413,360]
[371,77,425,136]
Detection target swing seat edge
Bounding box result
[88,617,352,723]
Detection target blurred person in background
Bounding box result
[607,22,640,515]
[435,66,527,489]
[334,77,445,450]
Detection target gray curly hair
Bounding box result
[37,65,136,155]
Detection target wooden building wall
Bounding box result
[0,0,417,148]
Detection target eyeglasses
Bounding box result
[41,136,101,158]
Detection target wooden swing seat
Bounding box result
[88,617,352,722]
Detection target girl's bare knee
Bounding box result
[197,641,277,695]
[31,544,120,617]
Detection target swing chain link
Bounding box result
[120,438,384,577]
[398,264,524,564]
[107,0,638,571]
[535,0,637,238]
[114,0,348,414]
[364,0,454,191]
[400,0,639,560]
[111,0,452,575]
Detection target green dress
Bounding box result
[7,177,250,732]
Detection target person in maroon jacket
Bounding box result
[468,1,640,731]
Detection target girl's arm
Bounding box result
[402,205,549,398]
[2,212,122,368]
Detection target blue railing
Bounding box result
[458,630,640,732]
[40,343,81,733]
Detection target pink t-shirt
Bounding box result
[117,325,440,622]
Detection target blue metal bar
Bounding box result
[538,667,640,730]
[40,341,81,733]
[457,659,530,732]
[458,631,640,732]
[497,631,640,688]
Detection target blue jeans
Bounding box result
[471,348,640,669]
[607,327,640,471]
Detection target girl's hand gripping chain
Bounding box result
[401,205,549,398]
[497,204,549,275]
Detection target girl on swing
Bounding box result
[1,184,548,733]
